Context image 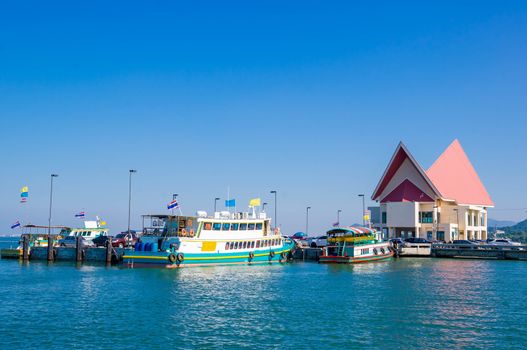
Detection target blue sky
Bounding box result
[1,1,526,235]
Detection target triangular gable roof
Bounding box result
[381,179,434,203]
[426,139,494,207]
[371,142,441,200]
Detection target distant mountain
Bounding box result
[488,218,516,228]
[495,219,527,243]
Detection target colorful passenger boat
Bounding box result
[0,225,68,259]
[123,212,295,268]
[319,227,393,263]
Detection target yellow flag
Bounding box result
[249,198,261,207]
[99,221,107,226]
[21,186,28,193]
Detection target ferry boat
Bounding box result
[319,227,393,264]
[123,211,296,268]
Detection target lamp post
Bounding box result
[433,205,439,241]
[262,202,268,212]
[270,190,277,229]
[337,209,342,226]
[127,170,137,234]
[306,206,311,236]
[214,197,220,213]
[47,174,58,261]
[358,194,365,227]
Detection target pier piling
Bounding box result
[47,235,54,261]
[75,236,83,262]
[22,236,29,261]
[105,240,112,264]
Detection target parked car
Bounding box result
[452,240,477,245]
[389,238,404,247]
[308,236,328,248]
[404,237,430,244]
[111,232,138,248]
[289,232,308,240]
[58,235,94,248]
[92,235,112,247]
[487,238,521,246]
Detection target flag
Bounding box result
[99,221,107,226]
[20,186,29,203]
[11,221,21,229]
[75,211,85,218]
[249,198,261,207]
[225,199,236,207]
[167,200,179,210]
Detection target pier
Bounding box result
[432,243,527,260]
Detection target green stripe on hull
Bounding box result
[123,243,295,267]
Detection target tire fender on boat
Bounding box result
[176,253,184,262]
[168,253,177,263]
[280,251,287,262]
[248,251,255,260]
[269,251,275,260]
[380,247,386,254]
[373,248,378,255]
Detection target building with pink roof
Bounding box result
[371,140,493,242]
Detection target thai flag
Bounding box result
[167,200,179,210]
[75,212,85,218]
[11,221,21,229]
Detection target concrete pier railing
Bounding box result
[432,244,527,260]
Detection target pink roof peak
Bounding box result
[426,139,493,206]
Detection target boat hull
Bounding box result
[319,251,393,264]
[123,241,296,268]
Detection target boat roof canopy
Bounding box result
[327,227,377,236]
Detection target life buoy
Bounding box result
[189,229,195,237]
[168,253,177,263]
[176,253,184,262]
[373,248,378,255]
[181,229,187,236]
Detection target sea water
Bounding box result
[0,237,526,349]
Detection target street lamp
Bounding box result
[337,209,342,226]
[262,202,268,212]
[306,206,311,236]
[358,194,365,227]
[48,174,58,261]
[214,197,220,213]
[270,190,277,229]
[127,170,137,234]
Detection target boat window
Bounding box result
[229,242,234,249]
[248,223,255,230]
[264,240,268,247]
[213,223,221,231]
[230,223,239,231]
[240,223,248,230]
[234,242,239,249]
[256,223,263,230]
[204,222,212,230]
[222,223,231,231]
[242,242,247,249]
[256,240,260,248]
[225,243,230,250]
[251,241,255,248]
[82,231,88,237]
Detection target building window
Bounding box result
[481,214,485,227]
[437,231,445,241]
[419,212,433,224]
[381,212,387,224]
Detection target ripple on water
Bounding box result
[0,259,526,350]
